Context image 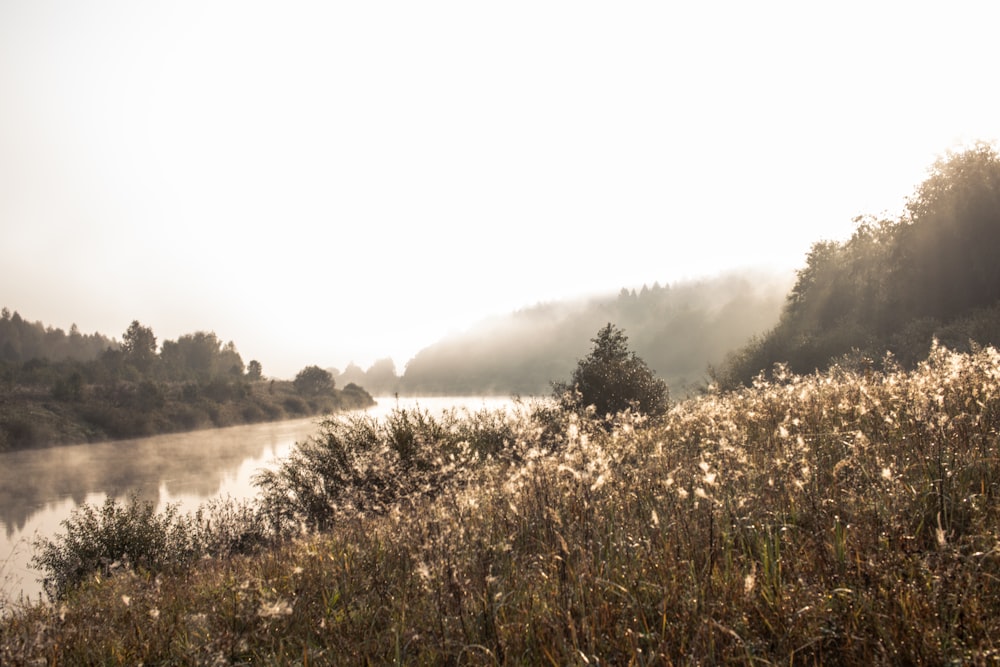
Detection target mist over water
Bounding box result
[0,396,513,604]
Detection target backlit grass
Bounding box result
[3,342,1000,664]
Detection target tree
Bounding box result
[553,323,669,418]
[364,357,398,395]
[246,359,263,381]
[121,321,157,373]
[293,365,335,396]
[160,331,244,380]
[896,142,1000,320]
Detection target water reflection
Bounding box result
[0,417,322,604]
[0,396,515,603]
[0,418,321,537]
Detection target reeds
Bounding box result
[4,343,1000,664]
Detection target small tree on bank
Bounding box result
[553,323,669,418]
[293,365,335,396]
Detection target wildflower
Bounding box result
[651,509,659,527]
[881,466,893,481]
[149,608,160,620]
[121,595,131,607]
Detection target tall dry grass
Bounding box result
[3,342,1000,664]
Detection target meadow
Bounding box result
[2,342,999,664]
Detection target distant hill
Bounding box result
[395,271,792,397]
[714,142,1000,388]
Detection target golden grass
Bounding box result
[4,342,1000,664]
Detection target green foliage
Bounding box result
[30,495,277,601]
[31,496,195,599]
[553,323,669,418]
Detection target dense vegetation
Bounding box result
[715,142,1000,388]
[552,323,669,419]
[0,317,374,451]
[0,308,115,364]
[351,271,787,397]
[3,338,999,663]
[4,144,1000,662]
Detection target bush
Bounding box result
[282,396,308,415]
[191,496,275,559]
[255,405,528,533]
[293,365,334,396]
[32,496,196,599]
[51,372,84,402]
[553,323,669,419]
[31,495,277,600]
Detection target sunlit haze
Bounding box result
[2,1,998,378]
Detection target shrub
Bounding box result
[51,372,84,402]
[191,496,275,558]
[553,323,669,419]
[282,396,308,415]
[293,365,334,396]
[255,405,527,533]
[32,496,196,599]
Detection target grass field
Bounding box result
[3,342,999,664]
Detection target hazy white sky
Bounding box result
[2,1,998,378]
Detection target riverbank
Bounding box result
[0,379,375,452]
[3,346,1000,663]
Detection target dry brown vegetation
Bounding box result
[3,342,1000,664]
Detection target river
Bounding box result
[0,395,515,605]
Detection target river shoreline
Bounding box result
[0,379,376,453]
[0,396,517,604]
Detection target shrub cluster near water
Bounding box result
[4,339,1000,664]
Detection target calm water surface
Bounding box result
[0,395,514,604]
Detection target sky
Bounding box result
[2,1,999,379]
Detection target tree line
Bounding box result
[0,308,114,364]
[335,271,789,397]
[0,319,373,450]
[713,142,1000,388]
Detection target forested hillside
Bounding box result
[397,271,791,397]
[715,142,1000,388]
